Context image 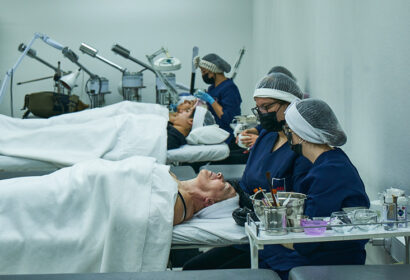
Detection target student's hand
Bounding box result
[194,90,215,105]
[238,130,258,148]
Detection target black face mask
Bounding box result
[290,143,303,156]
[259,111,286,132]
[202,73,215,84]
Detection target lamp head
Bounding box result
[18,43,36,58]
[60,69,81,90]
[112,44,130,59]
[80,43,98,57]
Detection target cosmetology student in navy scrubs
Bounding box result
[237,66,299,150]
[239,73,312,194]
[261,98,370,279]
[193,53,242,145]
[183,73,312,272]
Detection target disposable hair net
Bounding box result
[193,53,231,73]
[286,99,347,146]
[253,72,303,103]
[267,66,297,82]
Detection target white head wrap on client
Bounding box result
[285,99,347,147]
[192,105,216,130]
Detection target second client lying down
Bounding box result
[0,155,237,274]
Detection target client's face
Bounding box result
[177,100,196,113]
[197,169,236,204]
[173,109,193,127]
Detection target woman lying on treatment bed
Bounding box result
[0,155,237,274]
[173,169,236,225]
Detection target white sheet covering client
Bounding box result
[0,101,169,165]
[0,155,237,274]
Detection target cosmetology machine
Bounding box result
[62,47,109,108]
[111,44,181,107]
[79,43,141,102]
[0,32,108,113]
[16,44,74,95]
[0,32,79,116]
[147,47,181,106]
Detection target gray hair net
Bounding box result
[253,73,303,103]
[285,99,347,146]
[194,53,231,73]
[267,66,297,82]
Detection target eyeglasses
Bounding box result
[251,101,282,116]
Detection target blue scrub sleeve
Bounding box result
[289,156,312,193]
[218,92,241,127]
[255,124,262,133]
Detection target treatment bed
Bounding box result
[167,143,230,165]
[0,145,231,180]
[0,156,248,274]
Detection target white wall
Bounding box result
[252,0,410,264]
[252,0,410,201]
[0,0,254,116]
[1,0,409,214]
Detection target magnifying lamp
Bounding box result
[0,32,65,115]
[62,47,110,108]
[60,69,81,90]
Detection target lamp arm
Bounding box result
[111,44,156,75]
[230,47,246,80]
[18,43,69,75]
[62,47,97,79]
[96,55,126,73]
[0,32,65,104]
[80,42,126,73]
[146,54,179,103]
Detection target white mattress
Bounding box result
[167,144,230,164]
[0,143,230,174]
[172,195,248,246]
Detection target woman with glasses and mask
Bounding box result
[237,66,298,150]
[266,98,369,279]
[238,72,312,195]
[183,73,312,272]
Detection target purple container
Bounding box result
[301,219,328,236]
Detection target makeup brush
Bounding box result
[265,172,280,207]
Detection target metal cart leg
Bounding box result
[249,238,259,269]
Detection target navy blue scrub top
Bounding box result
[207,79,242,143]
[259,148,370,273]
[239,130,312,195]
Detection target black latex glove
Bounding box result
[232,207,259,227]
[228,179,254,210]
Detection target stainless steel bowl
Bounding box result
[251,192,307,233]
